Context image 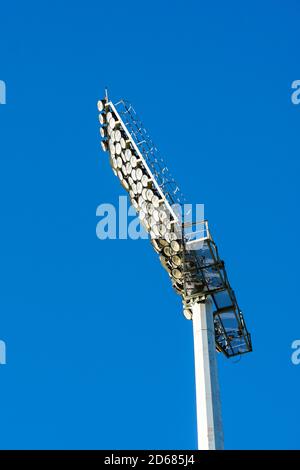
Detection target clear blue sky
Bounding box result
[0,0,299,450]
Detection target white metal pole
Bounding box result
[192,298,224,450]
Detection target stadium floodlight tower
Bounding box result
[97,91,252,450]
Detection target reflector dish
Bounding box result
[130,155,138,168]
[131,169,137,181]
[97,100,105,112]
[171,240,181,252]
[183,309,192,320]
[163,246,172,257]
[131,198,138,210]
[112,157,118,170]
[172,255,182,267]
[159,224,167,236]
[128,176,134,187]
[121,179,129,190]
[109,142,116,154]
[109,117,118,129]
[115,142,122,155]
[115,129,122,142]
[101,141,108,152]
[165,232,174,244]
[152,209,160,223]
[152,195,160,208]
[141,200,148,213]
[136,168,143,181]
[172,268,183,280]
[150,230,157,239]
[147,189,153,201]
[137,182,143,194]
[146,202,154,214]
[141,218,150,231]
[157,238,168,248]
[148,216,156,227]
[159,210,168,222]
[152,225,160,237]
[139,210,146,221]
[125,149,132,161]
[141,175,149,187]
[138,195,145,207]
[151,239,161,253]
[99,113,106,125]
[131,182,137,194]
[126,162,132,175]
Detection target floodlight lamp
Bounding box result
[146,189,153,201]
[159,210,168,222]
[159,254,170,271]
[141,175,150,187]
[114,129,122,142]
[99,113,106,125]
[170,240,181,253]
[101,141,108,152]
[172,255,182,267]
[151,209,159,222]
[139,210,146,221]
[115,142,122,155]
[117,156,122,169]
[121,179,129,191]
[172,268,183,280]
[131,169,137,181]
[146,202,154,214]
[109,142,116,154]
[131,198,138,210]
[125,149,132,161]
[151,195,160,208]
[97,99,106,112]
[135,168,143,181]
[130,155,138,168]
[163,246,172,258]
[141,218,150,232]
[152,225,160,237]
[131,182,138,195]
[183,308,193,320]
[110,117,121,130]
[136,182,143,194]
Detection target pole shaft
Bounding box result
[192,299,224,450]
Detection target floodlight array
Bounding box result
[98,94,252,357]
[98,97,187,289]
